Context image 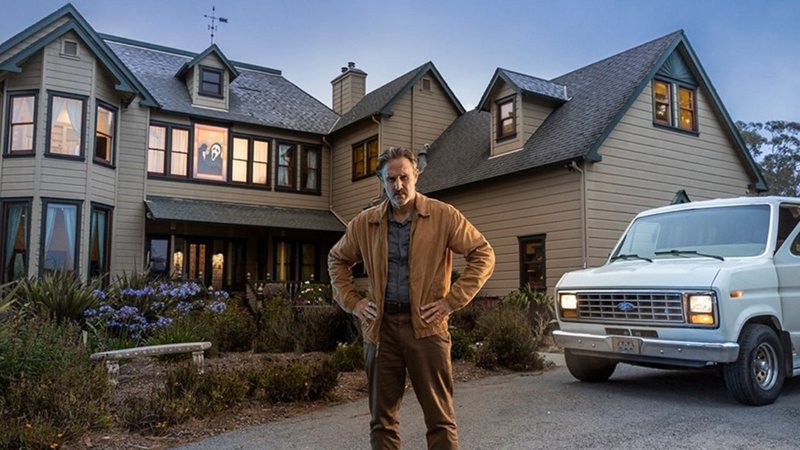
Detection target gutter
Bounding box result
[323,135,347,227]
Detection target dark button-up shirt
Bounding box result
[385,212,412,303]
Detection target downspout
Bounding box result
[322,135,347,226]
[571,160,588,269]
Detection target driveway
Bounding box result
[176,354,800,449]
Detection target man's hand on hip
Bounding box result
[354,298,377,321]
[420,298,453,325]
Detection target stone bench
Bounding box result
[90,342,212,384]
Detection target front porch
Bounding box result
[144,196,345,292]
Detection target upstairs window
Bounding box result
[48,93,85,157]
[497,96,516,140]
[277,142,296,189]
[653,79,697,132]
[352,136,379,180]
[193,124,228,182]
[301,145,320,193]
[231,136,271,186]
[94,103,116,165]
[147,125,166,174]
[5,92,36,155]
[170,128,190,176]
[200,67,223,97]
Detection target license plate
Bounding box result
[612,336,641,354]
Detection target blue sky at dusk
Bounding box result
[2,0,797,124]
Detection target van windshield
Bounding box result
[612,205,771,260]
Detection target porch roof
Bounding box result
[145,196,345,232]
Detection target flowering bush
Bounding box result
[296,282,332,305]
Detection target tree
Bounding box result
[737,121,800,196]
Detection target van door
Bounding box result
[773,205,800,360]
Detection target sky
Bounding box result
[1,0,798,124]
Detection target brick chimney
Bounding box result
[331,62,367,115]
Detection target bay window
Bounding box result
[88,204,112,284]
[2,201,30,282]
[41,199,81,274]
[95,102,116,164]
[48,93,85,157]
[5,92,36,154]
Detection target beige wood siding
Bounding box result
[585,82,754,267]
[43,33,93,96]
[331,121,381,221]
[332,72,366,115]
[1,159,36,197]
[88,63,120,208]
[0,16,70,65]
[434,168,582,297]
[412,76,460,152]
[520,98,553,142]
[382,91,412,150]
[490,83,522,156]
[5,51,43,90]
[191,54,229,110]
[112,97,149,275]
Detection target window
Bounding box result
[199,67,223,97]
[252,139,269,185]
[95,102,115,164]
[232,137,249,183]
[653,79,697,132]
[41,199,81,274]
[62,40,78,57]
[519,235,546,290]
[147,125,166,174]
[193,123,228,181]
[2,201,30,282]
[301,145,320,192]
[88,204,112,284]
[48,93,85,157]
[146,237,169,279]
[5,92,36,154]
[170,128,190,176]
[231,136,270,186]
[277,142,296,189]
[421,78,432,91]
[352,136,379,179]
[273,239,319,282]
[497,97,516,140]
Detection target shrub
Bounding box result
[449,326,475,360]
[203,302,257,353]
[164,363,249,415]
[296,282,332,305]
[449,301,486,334]
[253,297,296,353]
[504,286,557,347]
[474,306,543,371]
[118,389,189,433]
[331,342,364,372]
[294,306,351,352]
[0,318,111,448]
[17,271,101,322]
[255,358,339,402]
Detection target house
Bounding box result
[0,4,766,297]
[417,31,767,297]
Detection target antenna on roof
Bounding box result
[204,5,228,45]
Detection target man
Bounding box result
[328,147,495,449]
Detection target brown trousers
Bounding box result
[365,313,458,450]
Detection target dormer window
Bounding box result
[497,96,516,140]
[200,67,223,97]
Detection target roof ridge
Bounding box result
[498,67,565,86]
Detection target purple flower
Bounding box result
[91,289,107,300]
[208,301,227,313]
[176,301,194,314]
[83,308,97,318]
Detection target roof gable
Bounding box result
[0,4,158,107]
[477,68,569,110]
[657,50,696,86]
[330,61,464,133]
[174,44,240,81]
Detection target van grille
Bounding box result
[576,291,685,324]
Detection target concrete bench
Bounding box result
[90,341,212,384]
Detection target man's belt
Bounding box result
[384,301,411,314]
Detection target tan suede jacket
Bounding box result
[328,193,495,344]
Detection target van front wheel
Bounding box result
[723,324,784,406]
[564,349,617,382]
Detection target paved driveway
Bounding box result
[176,354,800,449]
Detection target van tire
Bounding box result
[564,349,617,382]
[723,324,784,406]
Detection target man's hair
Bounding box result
[376,147,418,178]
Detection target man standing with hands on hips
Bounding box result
[328,147,495,449]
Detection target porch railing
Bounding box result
[244,273,332,315]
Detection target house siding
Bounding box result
[584,81,753,267]
[411,76,461,153]
[434,168,582,297]
[331,121,381,221]
[520,98,553,142]
[0,16,70,66]
[490,83,522,156]
[191,54,229,111]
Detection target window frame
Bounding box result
[496,95,517,142]
[275,141,297,191]
[228,133,272,189]
[88,202,113,285]
[4,90,38,157]
[39,197,83,276]
[652,79,672,127]
[147,121,193,177]
[300,145,321,194]
[0,197,32,283]
[145,234,171,279]
[45,91,87,160]
[199,66,224,98]
[518,234,546,290]
[93,100,117,167]
[272,239,320,282]
[653,78,699,134]
[351,135,379,181]
[230,134,251,185]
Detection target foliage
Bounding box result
[449,326,475,360]
[253,297,296,353]
[253,358,339,402]
[0,281,21,318]
[474,305,543,371]
[331,342,364,372]
[449,300,487,334]
[254,298,354,353]
[0,318,111,448]
[504,286,557,347]
[16,271,102,322]
[296,281,333,305]
[202,302,258,353]
[737,120,800,196]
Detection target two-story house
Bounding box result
[0,4,766,297]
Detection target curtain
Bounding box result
[96,211,106,272]
[306,150,318,190]
[44,205,57,257]
[62,206,76,270]
[65,98,82,135]
[279,147,291,186]
[4,206,22,269]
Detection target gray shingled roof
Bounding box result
[478,69,569,109]
[418,31,681,194]
[330,61,464,133]
[105,39,338,135]
[145,196,345,232]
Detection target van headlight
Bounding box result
[688,293,715,325]
[559,293,578,318]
